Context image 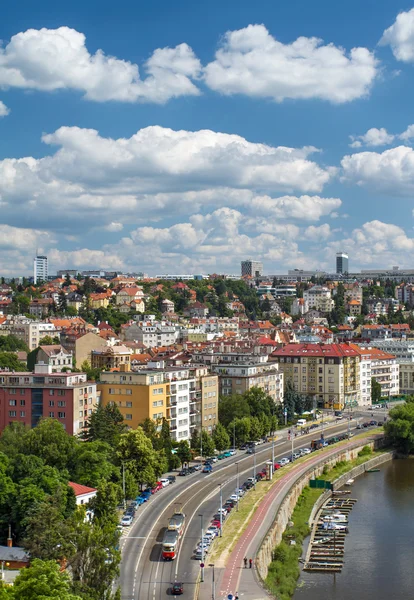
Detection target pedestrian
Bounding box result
[235,594,239,600]
[249,558,253,568]
[243,557,247,568]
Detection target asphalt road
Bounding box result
[118,417,372,600]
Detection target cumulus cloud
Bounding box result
[380,9,414,62]
[247,194,341,220]
[341,146,414,195]
[304,223,332,241]
[349,127,395,148]
[399,124,414,141]
[105,222,124,232]
[204,24,378,103]
[0,101,9,116]
[0,26,201,103]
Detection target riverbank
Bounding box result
[264,447,390,600]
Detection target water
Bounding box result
[294,458,414,600]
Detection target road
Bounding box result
[118,417,370,599]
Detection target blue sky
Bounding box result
[1,0,414,276]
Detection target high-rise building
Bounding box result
[34,255,48,284]
[241,259,263,278]
[336,252,349,274]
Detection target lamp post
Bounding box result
[235,462,240,511]
[253,451,257,488]
[199,514,204,582]
[218,484,223,536]
[233,421,236,451]
[122,462,126,509]
[209,563,215,600]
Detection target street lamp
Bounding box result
[199,514,204,582]
[208,563,215,600]
[233,421,236,451]
[253,451,257,488]
[235,462,240,511]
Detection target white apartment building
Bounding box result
[122,323,177,347]
[370,340,414,395]
[163,368,195,441]
[357,346,399,398]
[34,255,48,284]
[291,297,309,316]
[212,362,284,404]
[303,286,334,313]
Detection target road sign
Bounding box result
[200,563,204,568]
[228,595,233,600]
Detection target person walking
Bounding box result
[249,558,253,569]
[243,557,247,568]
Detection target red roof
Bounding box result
[272,343,360,358]
[68,481,97,496]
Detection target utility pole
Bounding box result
[199,514,204,582]
[122,462,126,509]
[253,451,257,488]
[209,563,215,600]
[218,484,223,536]
[272,436,275,468]
[236,462,240,511]
[233,422,236,450]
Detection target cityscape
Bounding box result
[1,2,414,600]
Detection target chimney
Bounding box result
[7,524,12,548]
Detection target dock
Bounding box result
[303,495,357,573]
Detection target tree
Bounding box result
[371,378,382,404]
[79,360,102,382]
[82,403,126,446]
[71,440,117,488]
[201,430,215,457]
[218,394,250,428]
[384,403,414,454]
[11,559,82,600]
[0,335,28,352]
[249,417,262,441]
[23,419,77,472]
[0,352,26,371]
[39,335,60,346]
[212,423,230,451]
[190,429,201,452]
[116,428,159,488]
[229,417,251,445]
[176,440,192,468]
[89,481,122,525]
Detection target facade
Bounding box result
[399,363,414,395]
[357,347,399,398]
[34,255,48,284]
[37,345,73,372]
[91,345,132,370]
[271,343,360,410]
[303,286,334,313]
[123,323,177,347]
[8,321,42,351]
[188,366,219,433]
[291,297,309,316]
[336,252,349,274]
[68,481,98,505]
[0,364,98,435]
[60,331,107,366]
[99,365,196,441]
[241,260,263,278]
[212,362,283,404]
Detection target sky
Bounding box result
[1,0,414,276]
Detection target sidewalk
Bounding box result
[198,437,363,600]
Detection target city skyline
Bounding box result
[1,1,414,276]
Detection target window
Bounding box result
[125,414,132,420]
[79,410,83,417]
[20,400,25,406]
[126,389,132,395]
[9,411,16,417]
[49,400,55,407]
[109,388,115,395]
[58,412,66,418]
[9,400,16,406]
[10,389,16,395]
[126,401,132,408]
[49,412,55,417]
[20,389,25,395]
[20,411,25,417]
[58,390,66,396]
[58,401,66,407]
[49,389,55,396]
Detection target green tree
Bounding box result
[201,430,215,456]
[0,352,26,371]
[229,417,251,445]
[117,428,159,488]
[82,403,126,446]
[71,440,117,488]
[39,335,60,346]
[384,403,414,453]
[218,394,250,428]
[249,416,262,441]
[176,440,192,468]
[190,429,201,452]
[371,378,382,404]
[89,481,122,525]
[212,423,230,451]
[23,419,77,472]
[11,559,82,600]
[0,335,29,352]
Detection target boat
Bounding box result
[332,490,351,495]
[345,479,354,486]
[313,536,332,545]
[366,468,380,473]
[322,513,348,523]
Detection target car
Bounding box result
[378,421,384,426]
[135,496,145,506]
[223,451,232,458]
[292,452,301,460]
[193,464,202,471]
[246,448,254,454]
[121,515,133,527]
[217,454,226,460]
[301,448,311,455]
[369,420,378,426]
[160,478,170,487]
[239,444,247,450]
[213,513,225,522]
[125,507,135,517]
[167,475,176,484]
[178,469,189,476]
[203,531,216,541]
[194,550,203,560]
[229,449,237,456]
[203,465,213,473]
[188,466,196,474]
[217,508,228,515]
[171,582,183,595]
[211,520,222,529]
[209,456,218,463]
[279,458,290,466]
[229,494,239,502]
[207,526,219,536]
[356,423,362,429]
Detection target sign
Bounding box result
[200,563,204,568]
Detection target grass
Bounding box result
[264,445,387,600]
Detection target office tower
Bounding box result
[34,255,48,284]
[336,252,348,275]
[241,259,263,278]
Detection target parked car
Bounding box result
[301,448,311,455]
[167,475,176,484]
[160,478,170,487]
[217,454,226,460]
[135,496,146,506]
[273,463,281,470]
[229,449,237,456]
[278,458,290,466]
[209,456,218,463]
[121,515,133,527]
[178,469,189,476]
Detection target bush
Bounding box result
[358,445,372,457]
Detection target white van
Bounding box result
[297,419,307,427]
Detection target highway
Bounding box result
[118,415,374,599]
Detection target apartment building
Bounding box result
[122,323,177,347]
[99,365,196,441]
[0,363,98,435]
[369,340,411,395]
[241,260,263,278]
[303,286,334,313]
[91,345,132,370]
[357,346,399,398]
[60,331,107,366]
[212,362,284,404]
[188,366,219,433]
[37,345,73,372]
[271,343,360,410]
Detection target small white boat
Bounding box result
[345,479,354,486]
[323,513,348,523]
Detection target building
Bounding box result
[346,299,362,316]
[122,323,177,347]
[369,339,414,395]
[291,297,309,316]
[37,345,73,372]
[357,346,399,398]
[99,365,196,441]
[336,252,349,274]
[0,363,98,435]
[271,343,360,410]
[34,255,48,284]
[303,286,334,313]
[68,481,98,505]
[241,260,263,278]
[91,345,132,370]
[60,331,107,366]
[211,362,284,404]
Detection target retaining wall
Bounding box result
[255,436,386,583]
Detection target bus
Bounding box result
[162,529,180,560]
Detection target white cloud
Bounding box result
[380,9,414,62]
[349,127,395,148]
[0,224,54,250]
[105,222,124,232]
[247,194,341,220]
[0,27,201,103]
[0,101,9,116]
[399,124,414,141]
[204,24,378,103]
[304,223,332,241]
[341,146,414,195]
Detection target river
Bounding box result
[294,458,414,600]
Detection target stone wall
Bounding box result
[255,437,387,583]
